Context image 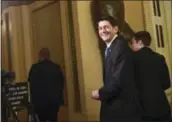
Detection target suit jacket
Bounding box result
[134,47,171,120]
[98,36,141,122]
[28,59,64,108]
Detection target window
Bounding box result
[155,24,164,48]
[153,0,161,17]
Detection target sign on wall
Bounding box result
[6,82,29,111]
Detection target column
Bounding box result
[9,6,26,81]
[20,5,34,78]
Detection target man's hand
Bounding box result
[91,90,99,100]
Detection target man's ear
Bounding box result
[138,40,143,45]
[113,26,119,33]
[114,26,119,30]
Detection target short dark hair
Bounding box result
[133,31,151,46]
[98,15,118,27]
[39,48,50,59]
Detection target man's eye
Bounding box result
[105,26,109,29]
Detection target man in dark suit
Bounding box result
[91,16,142,122]
[130,31,172,121]
[28,48,64,122]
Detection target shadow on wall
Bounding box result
[91,0,135,60]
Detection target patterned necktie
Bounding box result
[105,47,110,58]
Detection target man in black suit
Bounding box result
[130,31,172,122]
[28,48,64,122]
[91,16,142,122]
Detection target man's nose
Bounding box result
[101,29,107,33]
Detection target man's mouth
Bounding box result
[101,34,109,38]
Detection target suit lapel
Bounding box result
[104,36,119,60]
[103,36,120,83]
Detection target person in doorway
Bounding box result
[28,48,64,122]
[130,31,172,122]
[91,16,142,122]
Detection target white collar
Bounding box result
[106,34,118,48]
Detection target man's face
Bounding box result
[130,37,142,52]
[98,20,118,43]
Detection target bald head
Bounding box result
[39,48,50,61]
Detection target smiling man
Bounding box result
[91,16,142,122]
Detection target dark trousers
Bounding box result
[142,112,172,122]
[34,105,59,122]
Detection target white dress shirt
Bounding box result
[106,34,118,48]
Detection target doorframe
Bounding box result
[25,1,87,121]
[1,9,11,71]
